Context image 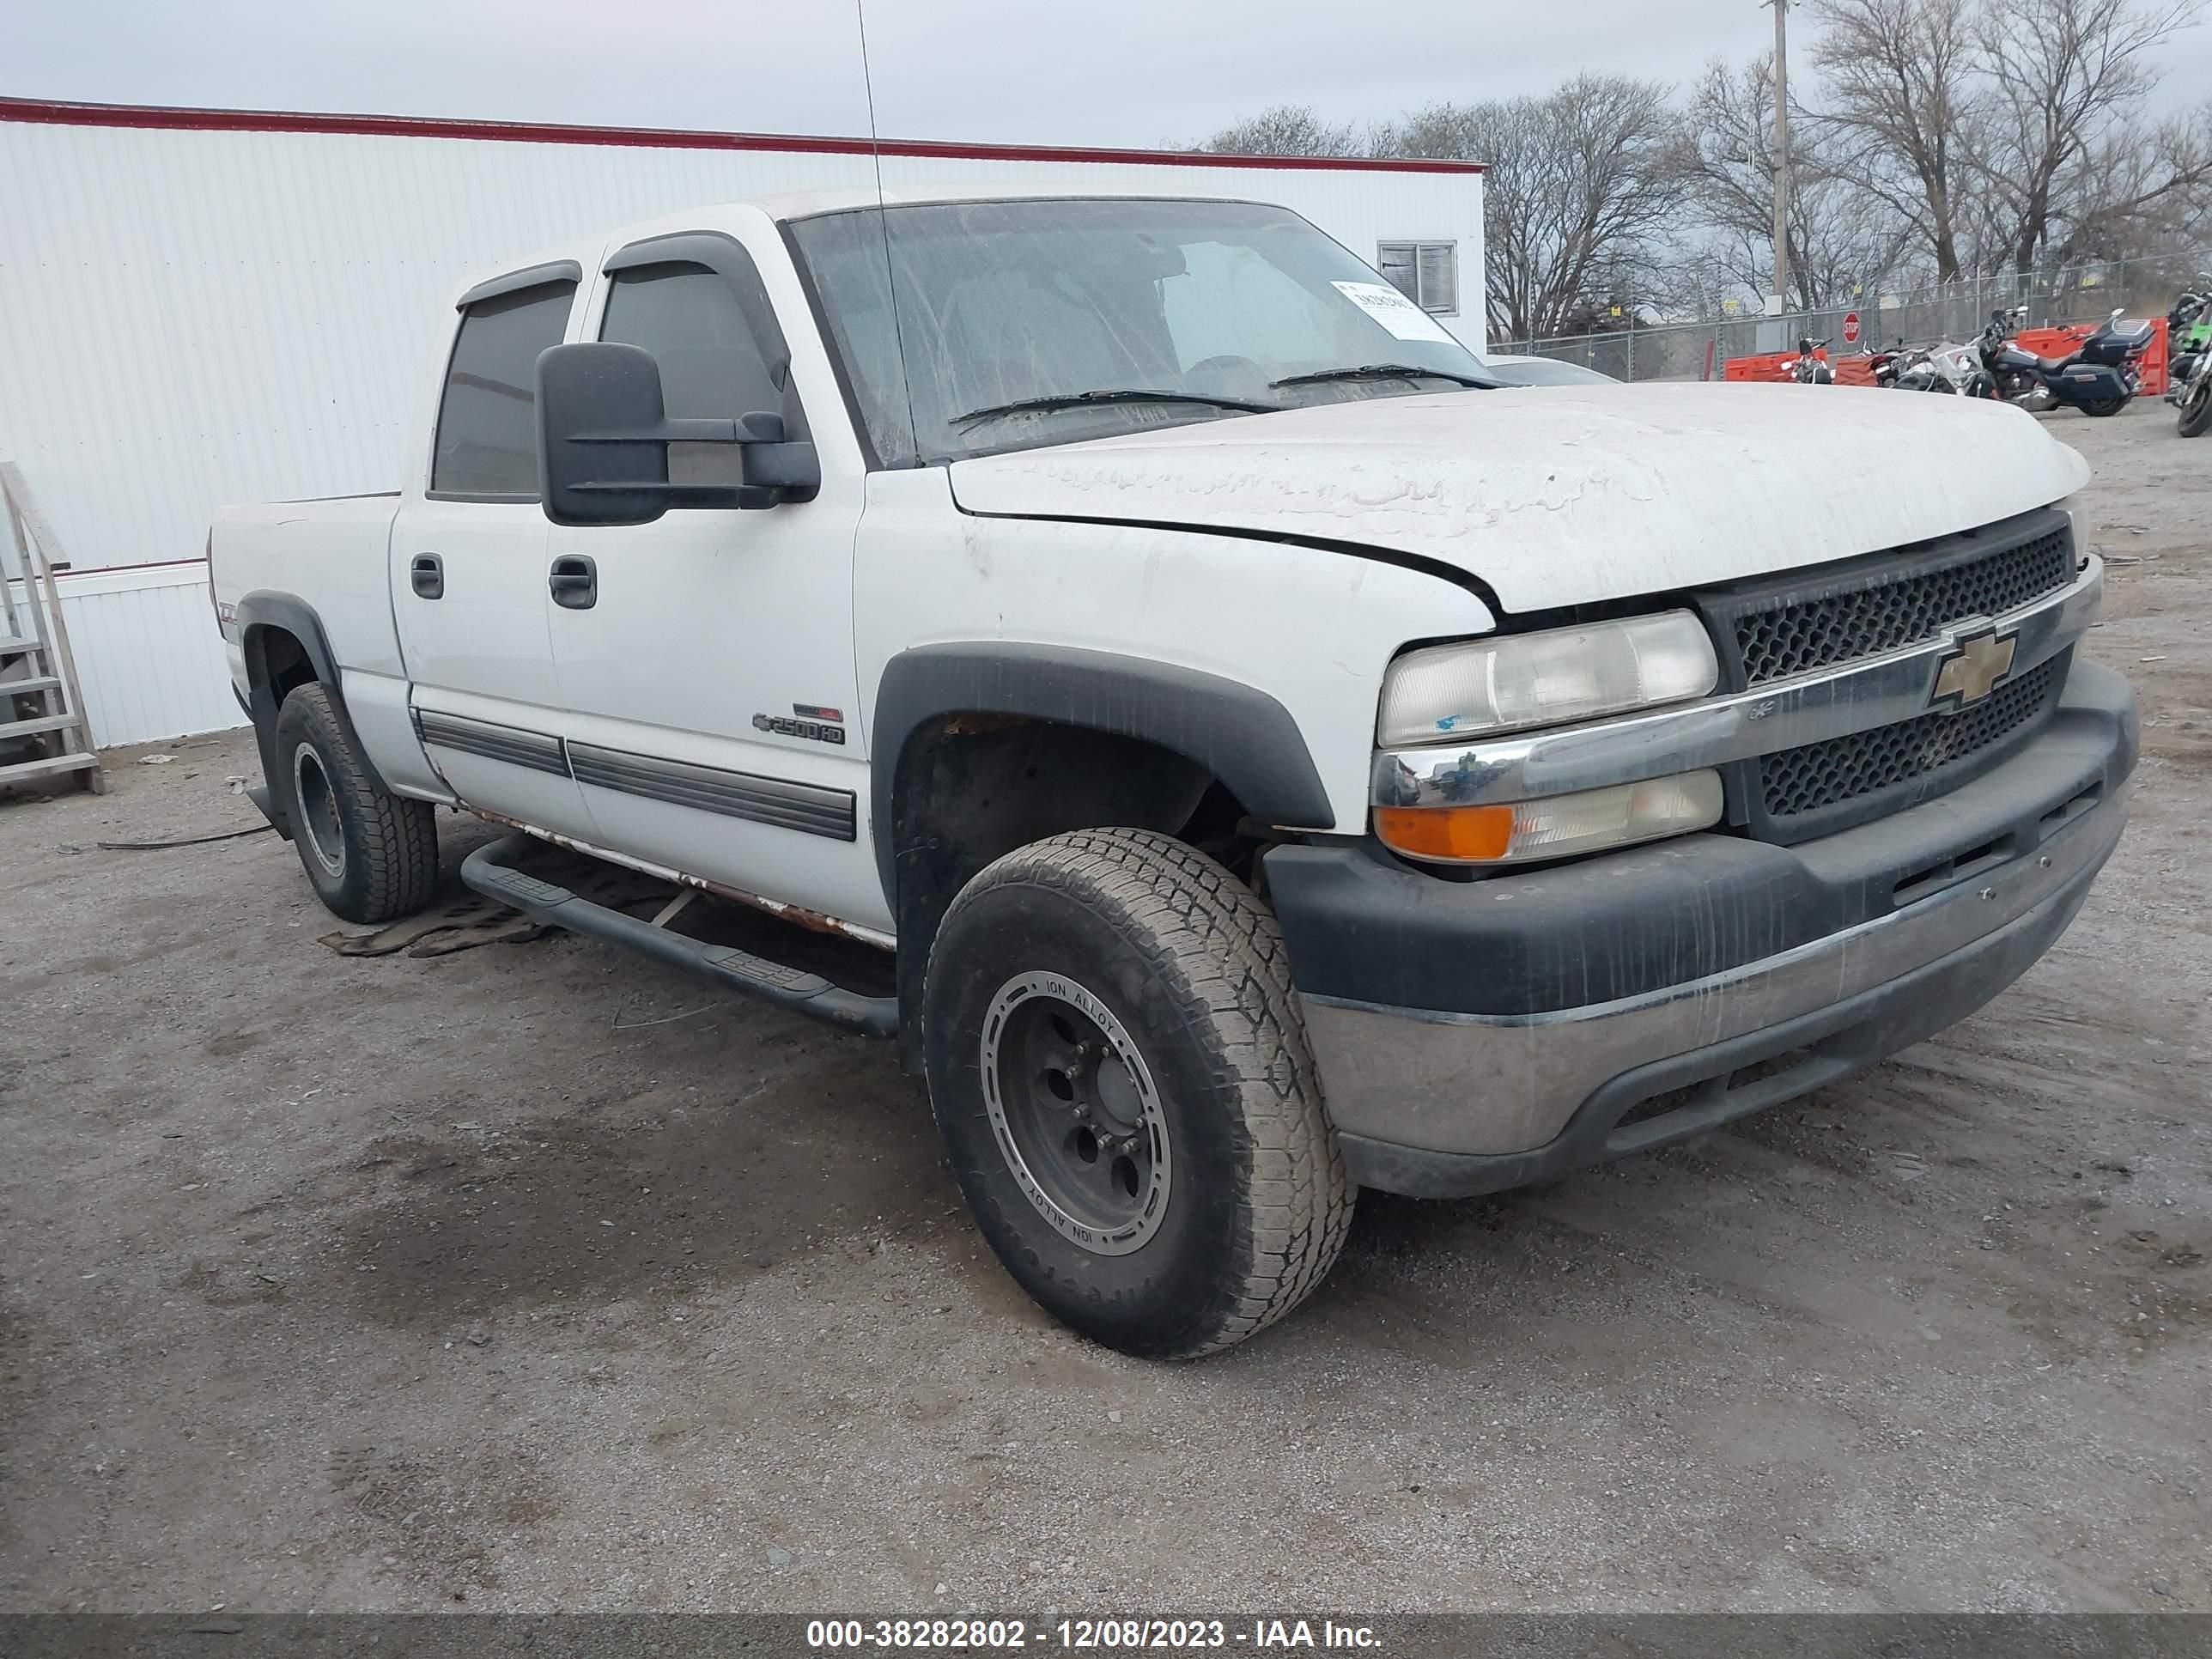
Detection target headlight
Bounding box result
[1377,611,1718,746]
[1375,771,1725,865]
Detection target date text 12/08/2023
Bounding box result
[805,1619,1383,1650]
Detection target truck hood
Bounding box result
[945,383,2091,613]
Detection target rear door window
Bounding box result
[429,280,578,499]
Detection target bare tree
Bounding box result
[1809,0,1983,281]
[1684,55,1917,309]
[2069,100,2212,256]
[1970,0,2207,270]
[1395,76,1688,337]
[1198,4,2212,337]
[1201,104,1361,158]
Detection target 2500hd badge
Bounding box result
[753,703,848,744]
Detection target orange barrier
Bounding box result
[1723,349,1877,386]
[1723,317,2168,396]
[1723,350,1808,383]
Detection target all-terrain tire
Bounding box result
[922,827,1352,1359]
[272,684,440,924]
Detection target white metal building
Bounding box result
[0,98,1486,746]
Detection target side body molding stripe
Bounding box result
[413,709,569,776]
[568,742,856,841]
[410,709,857,841]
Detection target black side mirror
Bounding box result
[536,342,819,527]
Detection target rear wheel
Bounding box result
[272,684,440,923]
[2180,379,2212,438]
[2081,395,2129,417]
[922,828,1352,1358]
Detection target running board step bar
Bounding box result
[460,835,897,1038]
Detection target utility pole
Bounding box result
[1767,0,1790,319]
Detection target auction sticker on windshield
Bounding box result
[1332,280,1459,344]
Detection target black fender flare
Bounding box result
[236,592,343,702]
[234,591,392,821]
[867,641,1334,914]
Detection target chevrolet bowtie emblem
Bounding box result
[1930,628,2019,708]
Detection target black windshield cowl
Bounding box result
[953,389,1277,428]
[1270,363,1498,391]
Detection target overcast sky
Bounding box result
[11,0,2209,146]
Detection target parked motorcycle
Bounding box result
[1871,340,1960,392]
[1974,307,2135,416]
[1788,337,1835,386]
[2166,282,2209,409]
[1929,338,1987,394]
[2071,307,2158,395]
[2178,333,2212,438]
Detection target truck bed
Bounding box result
[210,493,406,684]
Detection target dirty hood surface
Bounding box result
[945,382,2091,614]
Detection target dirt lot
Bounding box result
[3,404,2209,1615]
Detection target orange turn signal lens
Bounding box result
[1373,804,1515,862]
[1374,772,1726,866]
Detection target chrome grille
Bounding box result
[1688,510,2081,845]
[1760,658,2062,822]
[1735,526,2074,686]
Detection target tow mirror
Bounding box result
[535,342,819,527]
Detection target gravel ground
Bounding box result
[2,403,2207,1615]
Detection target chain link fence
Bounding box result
[1491,251,2212,383]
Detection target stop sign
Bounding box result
[1843,311,1862,344]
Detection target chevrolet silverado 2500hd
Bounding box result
[211,190,2136,1358]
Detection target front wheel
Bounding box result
[2180,380,2212,438]
[922,828,1352,1358]
[272,684,441,923]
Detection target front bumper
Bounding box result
[1267,659,2136,1198]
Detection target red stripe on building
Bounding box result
[0,97,1485,174]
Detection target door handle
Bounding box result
[549,554,597,610]
[410,553,444,599]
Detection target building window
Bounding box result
[1377,242,1458,316]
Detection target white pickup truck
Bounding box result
[211,187,2136,1358]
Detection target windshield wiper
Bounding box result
[1269,362,1496,390]
[952,388,1275,427]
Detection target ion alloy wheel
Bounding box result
[979,972,1173,1256]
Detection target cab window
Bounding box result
[599,263,781,488]
[429,279,577,498]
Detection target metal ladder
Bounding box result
[0,462,104,796]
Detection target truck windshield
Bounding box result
[787,198,1497,465]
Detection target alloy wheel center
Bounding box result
[1089,1052,1145,1133]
